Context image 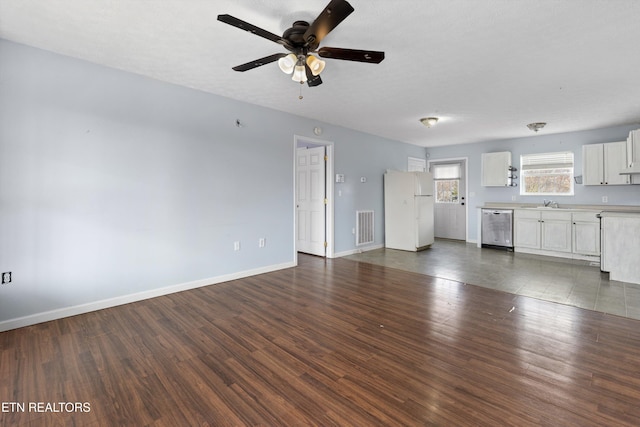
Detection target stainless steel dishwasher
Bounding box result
[481,209,514,250]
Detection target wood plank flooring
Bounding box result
[2,255,640,426]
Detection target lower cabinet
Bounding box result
[542,215,572,253]
[572,212,601,256]
[514,209,600,260]
[513,210,540,249]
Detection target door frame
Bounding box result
[293,135,334,264]
[428,156,469,242]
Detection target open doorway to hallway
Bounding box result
[295,136,334,258]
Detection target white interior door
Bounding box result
[432,160,467,241]
[296,146,326,256]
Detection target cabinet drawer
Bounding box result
[572,211,600,223]
[541,211,572,221]
[514,209,540,219]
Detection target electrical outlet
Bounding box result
[511,195,517,201]
[2,272,11,284]
[602,196,608,203]
[259,238,266,248]
[233,241,240,251]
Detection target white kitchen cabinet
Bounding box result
[514,210,572,253]
[514,209,600,260]
[481,152,512,187]
[627,130,640,184]
[572,211,601,256]
[583,141,630,185]
[513,210,540,249]
[601,212,640,285]
[540,211,572,253]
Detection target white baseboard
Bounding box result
[333,244,384,258]
[0,261,296,333]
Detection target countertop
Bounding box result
[599,210,640,217]
[478,203,640,213]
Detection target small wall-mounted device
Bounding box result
[335,174,345,183]
[360,177,367,183]
[2,272,11,284]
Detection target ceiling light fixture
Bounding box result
[527,122,546,132]
[279,54,326,84]
[420,117,439,128]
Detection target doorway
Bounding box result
[429,158,468,241]
[294,136,334,259]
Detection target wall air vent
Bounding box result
[356,210,374,246]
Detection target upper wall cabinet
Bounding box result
[583,141,629,185]
[626,130,640,184]
[481,151,514,187]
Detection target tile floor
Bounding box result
[345,239,640,321]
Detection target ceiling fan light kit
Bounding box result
[218,0,384,88]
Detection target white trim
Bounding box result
[333,243,384,258]
[514,247,600,263]
[294,135,335,259]
[0,261,295,332]
[427,156,470,242]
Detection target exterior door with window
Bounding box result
[432,161,466,240]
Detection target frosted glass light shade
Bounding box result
[292,65,308,82]
[278,54,297,74]
[306,55,326,76]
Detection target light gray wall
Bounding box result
[0,39,424,325]
[426,125,640,241]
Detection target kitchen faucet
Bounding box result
[543,199,558,208]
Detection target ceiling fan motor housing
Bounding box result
[283,21,316,52]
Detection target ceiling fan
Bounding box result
[217,0,385,87]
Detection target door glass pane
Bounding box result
[435,179,459,203]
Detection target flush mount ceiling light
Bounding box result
[420,117,439,128]
[527,122,546,132]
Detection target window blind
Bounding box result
[432,163,461,179]
[521,152,573,170]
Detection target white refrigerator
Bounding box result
[384,171,435,251]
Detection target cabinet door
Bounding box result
[541,220,572,253]
[628,131,640,184]
[573,221,601,256]
[514,217,540,249]
[604,141,630,185]
[481,152,510,187]
[583,144,604,185]
[541,220,571,252]
[540,211,572,252]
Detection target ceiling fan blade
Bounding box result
[218,14,284,44]
[305,64,323,87]
[318,47,385,63]
[303,0,354,47]
[232,53,286,72]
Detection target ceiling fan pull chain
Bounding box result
[299,82,304,100]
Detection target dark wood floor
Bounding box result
[2,255,640,426]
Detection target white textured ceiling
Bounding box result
[1,0,639,147]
